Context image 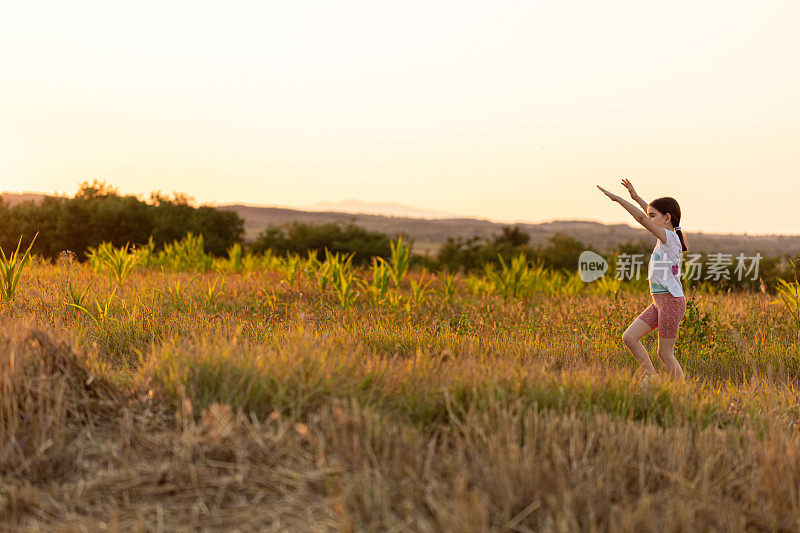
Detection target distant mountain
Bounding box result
[303,199,460,219]
[221,203,800,257]
[0,192,48,206]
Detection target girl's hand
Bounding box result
[596,185,620,202]
[621,178,638,199]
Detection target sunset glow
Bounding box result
[2,1,798,233]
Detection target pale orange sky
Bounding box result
[1,1,798,234]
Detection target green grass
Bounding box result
[3,254,800,530]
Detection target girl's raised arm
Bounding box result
[621,178,648,213]
[597,185,667,244]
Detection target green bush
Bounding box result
[251,221,393,266]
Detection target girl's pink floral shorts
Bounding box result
[636,293,687,338]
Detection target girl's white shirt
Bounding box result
[648,229,684,297]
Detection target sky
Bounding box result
[1,1,799,235]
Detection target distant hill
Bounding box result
[3,192,799,256]
[221,204,800,257]
[1,192,51,206]
[303,199,460,219]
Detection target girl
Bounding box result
[597,179,689,385]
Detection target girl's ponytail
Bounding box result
[650,197,689,252]
[674,226,689,252]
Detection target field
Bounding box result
[2,241,800,531]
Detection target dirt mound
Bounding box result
[1,327,122,481]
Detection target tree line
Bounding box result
[1,181,796,292]
[0,181,244,259]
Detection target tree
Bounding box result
[534,232,588,272]
[251,222,392,265]
[0,183,244,259]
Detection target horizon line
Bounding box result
[3,190,800,238]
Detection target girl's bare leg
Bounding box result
[622,319,658,376]
[657,336,685,382]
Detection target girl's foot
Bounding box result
[638,374,656,389]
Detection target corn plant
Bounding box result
[324,251,357,309]
[465,273,495,297]
[67,286,119,327]
[386,236,410,288]
[162,277,195,312]
[304,250,322,274]
[591,275,621,296]
[694,280,719,295]
[385,289,404,312]
[525,264,556,294]
[159,233,212,271]
[217,243,258,275]
[258,249,281,271]
[86,242,126,274]
[364,259,392,304]
[314,249,342,292]
[258,287,278,312]
[437,272,458,305]
[202,278,226,310]
[66,279,95,310]
[332,267,358,309]
[771,258,800,332]
[485,253,529,299]
[133,237,157,269]
[282,253,304,287]
[557,272,585,296]
[90,289,119,327]
[408,278,433,308]
[87,242,139,285]
[224,243,245,273]
[315,262,333,292]
[242,253,261,273]
[0,233,38,302]
[86,243,105,273]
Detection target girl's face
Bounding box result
[647,206,672,229]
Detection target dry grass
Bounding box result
[2,262,800,531]
[1,326,338,531]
